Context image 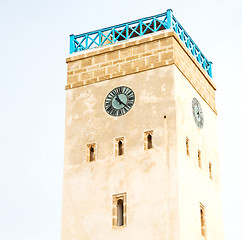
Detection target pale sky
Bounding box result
[0,0,241,239]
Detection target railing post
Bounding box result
[153,17,156,31]
[126,24,129,39]
[85,34,88,49]
[208,61,213,78]
[166,9,173,29]
[99,31,102,46]
[70,34,75,54]
[140,20,143,36]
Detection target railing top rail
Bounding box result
[69,9,213,78]
[73,12,167,39]
[172,15,210,62]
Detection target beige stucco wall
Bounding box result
[62,66,181,240]
[61,28,224,240]
[174,67,224,240]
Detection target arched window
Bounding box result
[118,140,123,156]
[112,193,126,227]
[200,203,206,237]
[147,134,152,149]
[198,150,201,168]
[87,143,96,162]
[115,137,124,157]
[209,162,212,179]
[117,199,124,226]
[144,131,153,150]
[90,146,95,161]
[186,137,190,156]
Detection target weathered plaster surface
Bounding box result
[62,66,180,240]
[61,29,224,240]
[174,67,224,240]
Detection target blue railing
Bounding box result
[171,15,212,77]
[70,9,212,78]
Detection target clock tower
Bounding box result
[61,10,224,240]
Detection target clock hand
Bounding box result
[116,95,123,104]
[122,102,129,108]
[116,95,129,108]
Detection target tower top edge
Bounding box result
[68,10,213,78]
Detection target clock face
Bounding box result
[192,98,204,128]
[104,86,135,117]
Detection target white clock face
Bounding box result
[192,98,204,128]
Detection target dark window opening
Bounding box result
[200,205,206,237]
[209,162,212,179]
[118,140,123,156]
[147,134,152,149]
[117,199,124,226]
[198,150,201,168]
[90,146,95,162]
[186,138,190,156]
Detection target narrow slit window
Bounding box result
[186,137,190,156]
[112,193,126,227]
[200,203,206,237]
[144,131,153,150]
[115,137,124,157]
[209,162,212,179]
[90,147,94,161]
[118,141,123,156]
[198,150,202,168]
[117,199,124,226]
[87,143,96,162]
[147,134,152,149]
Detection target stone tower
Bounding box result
[61,10,224,240]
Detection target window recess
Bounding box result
[112,193,126,227]
[144,130,153,150]
[87,143,96,162]
[115,137,124,157]
[186,137,190,157]
[200,203,207,238]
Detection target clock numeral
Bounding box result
[123,87,129,94]
[128,96,135,101]
[110,108,115,116]
[117,109,122,116]
[106,105,112,112]
[121,86,125,93]
[126,90,131,96]
[127,92,134,98]
[106,96,113,101]
[117,87,122,94]
[110,91,115,98]
[105,102,112,108]
[120,108,125,115]
[105,101,112,107]
[105,98,112,104]
[127,102,133,107]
